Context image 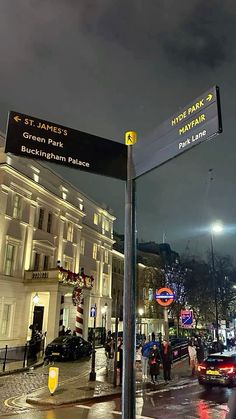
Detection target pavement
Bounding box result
[0,358,44,376]
[25,357,196,407]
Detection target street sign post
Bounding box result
[5,111,127,180]
[155,288,175,340]
[3,86,223,419]
[180,309,193,328]
[133,86,222,179]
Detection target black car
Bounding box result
[45,336,92,361]
[198,353,236,387]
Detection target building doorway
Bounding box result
[32,306,44,333]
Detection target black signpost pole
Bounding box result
[122,143,136,419]
[89,304,97,381]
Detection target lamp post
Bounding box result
[101,303,108,345]
[138,308,144,336]
[89,304,97,381]
[210,222,223,346]
[32,293,40,304]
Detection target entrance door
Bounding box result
[33,306,44,332]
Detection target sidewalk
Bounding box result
[0,358,44,377]
[26,357,197,407]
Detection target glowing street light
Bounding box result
[32,293,40,304]
[138,308,144,335]
[211,221,223,234]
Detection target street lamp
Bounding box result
[210,221,223,346]
[101,303,108,345]
[32,293,40,304]
[138,308,144,335]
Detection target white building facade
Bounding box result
[0,133,114,347]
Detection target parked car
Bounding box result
[45,336,92,361]
[198,353,236,388]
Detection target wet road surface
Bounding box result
[1,382,235,418]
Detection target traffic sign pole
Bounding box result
[122,134,136,419]
[89,303,97,381]
[164,308,169,340]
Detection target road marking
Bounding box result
[3,366,102,410]
[145,381,198,396]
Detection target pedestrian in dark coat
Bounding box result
[161,339,172,383]
[195,338,205,364]
[149,344,161,383]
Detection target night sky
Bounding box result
[0,1,236,259]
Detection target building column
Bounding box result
[108,250,112,299]
[56,217,65,264]
[82,289,90,341]
[24,204,36,270]
[47,289,61,343]
[59,295,64,334]
[74,227,82,272]
[99,247,104,297]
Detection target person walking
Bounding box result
[160,338,172,383]
[105,332,114,372]
[149,344,161,384]
[195,338,205,364]
[188,340,197,376]
[141,339,150,380]
[117,338,123,386]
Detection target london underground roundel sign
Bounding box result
[155,287,175,307]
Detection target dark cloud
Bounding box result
[162,1,235,70]
[0,1,236,259]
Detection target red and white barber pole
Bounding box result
[75,299,84,337]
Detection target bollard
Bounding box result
[3,345,8,372]
[48,367,59,396]
[23,343,28,368]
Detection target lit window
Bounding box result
[34,253,40,271]
[94,213,99,225]
[67,222,73,242]
[4,244,15,276]
[38,208,44,230]
[93,243,98,260]
[64,260,69,270]
[47,213,53,233]
[1,304,11,336]
[105,220,109,232]
[12,195,21,219]
[80,239,85,255]
[104,249,109,264]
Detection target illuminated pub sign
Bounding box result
[5,111,127,180]
[133,86,222,179]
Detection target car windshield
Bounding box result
[206,356,233,363]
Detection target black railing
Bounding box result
[0,338,45,372]
[171,343,189,363]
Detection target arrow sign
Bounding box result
[180,310,193,328]
[5,111,127,180]
[133,86,222,179]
